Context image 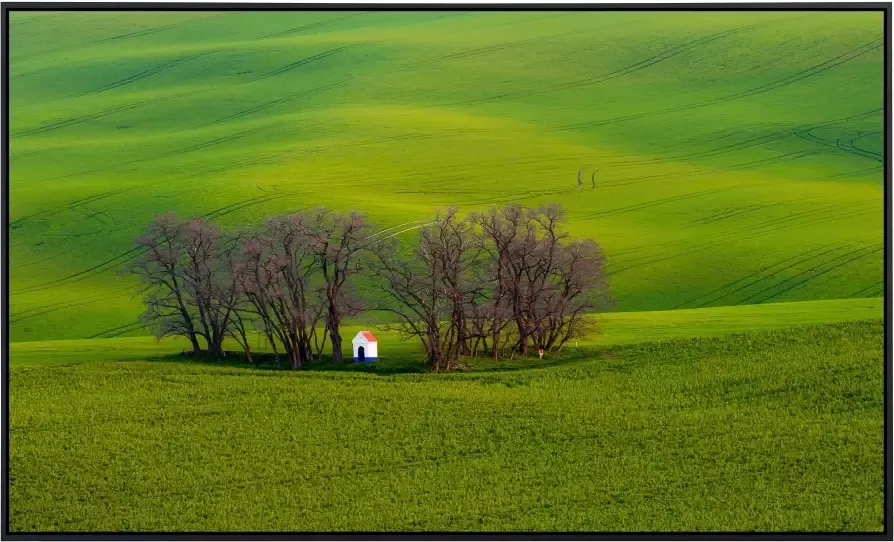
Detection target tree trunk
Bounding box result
[297,340,309,367]
[188,333,202,356]
[330,326,343,362]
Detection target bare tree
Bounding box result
[366,208,480,372]
[471,203,612,359]
[130,202,609,372]
[304,208,368,362]
[128,214,203,356]
[233,213,321,369]
[127,214,242,358]
[470,204,525,360]
[179,219,243,358]
[527,238,611,351]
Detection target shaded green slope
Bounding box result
[9,11,884,341]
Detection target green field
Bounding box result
[7,9,886,533]
[8,297,884,368]
[8,11,884,342]
[9,320,884,531]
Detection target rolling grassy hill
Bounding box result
[8,10,884,342]
[8,320,884,531]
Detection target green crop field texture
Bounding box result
[8,11,884,342]
[8,297,884,368]
[8,321,884,532]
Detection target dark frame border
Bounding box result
[0,2,891,8]
[2,2,890,541]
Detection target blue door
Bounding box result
[358,346,365,362]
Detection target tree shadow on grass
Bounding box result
[143,351,429,375]
[143,347,608,375]
[454,347,611,373]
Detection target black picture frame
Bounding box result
[2,3,890,540]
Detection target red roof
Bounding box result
[360,331,377,342]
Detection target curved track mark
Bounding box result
[562,39,882,130]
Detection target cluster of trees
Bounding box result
[128,203,612,372]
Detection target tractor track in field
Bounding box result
[11,188,294,297]
[16,244,79,269]
[388,27,595,78]
[793,125,882,164]
[734,201,875,237]
[850,131,883,159]
[602,148,820,189]
[381,155,577,187]
[9,188,134,228]
[257,12,367,40]
[88,320,147,339]
[606,202,876,277]
[674,241,870,307]
[135,126,270,164]
[542,24,760,91]
[70,49,220,98]
[9,146,65,161]
[85,13,235,47]
[559,38,882,131]
[43,124,275,183]
[838,132,883,163]
[581,184,750,219]
[846,107,883,123]
[200,80,349,127]
[186,152,294,179]
[9,13,234,62]
[737,244,883,305]
[469,187,579,207]
[13,91,192,137]
[673,243,844,309]
[9,15,56,27]
[11,247,143,296]
[360,220,429,242]
[608,199,873,264]
[848,280,884,299]
[10,291,129,325]
[606,202,875,278]
[598,107,879,173]
[245,45,358,84]
[807,165,883,181]
[603,129,796,170]
[360,222,435,248]
[714,201,873,241]
[440,23,766,107]
[687,244,849,309]
[201,193,289,221]
[689,201,793,226]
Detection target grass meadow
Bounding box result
[9,297,884,368]
[6,9,886,534]
[9,321,884,532]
